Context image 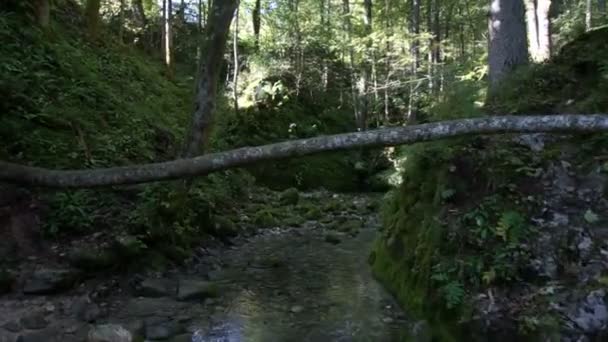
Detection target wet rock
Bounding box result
[176,280,219,301]
[121,298,187,318]
[137,278,175,298]
[279,188,299,205]
[170,333,193,342]
[16,328,59,342]
[3,320,22,333]
[87,324,132,342]
[19,311,48,330]
[68,249,115,272]
[290,305,304,313]
[22,268,80,295]
[144,318,182,340]
[324,232,341,244]
[571,290,608,333]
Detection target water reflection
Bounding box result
[196,218,410,342]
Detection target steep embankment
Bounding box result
[370,27,608,340]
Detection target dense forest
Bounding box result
[0,0,608,341]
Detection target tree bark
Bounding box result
[358,0,373,130]
[253,0,261,51]
[85,0,102,39]
[525,0,552,62]
[342,0,359,128]
[34,0,50,28]
[162,0,174,75]
[2,115,608,188]
[183,0,239,157]
[407,0,421,122]
[586,0,593,31]
[233,5,240,115]
[488,0,529,88]
[133,0,147,27]
[119,0,125,42]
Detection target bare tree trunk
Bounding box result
[525,0,552,62]
[119,0,125,42]
[85,0,102,39]
[163,0,174,76]
[343,0,359,127]
[383,0,392,124]
[407,0,421,123]
[488,0,529,88]
[253,0,261,51]
[233,5,240,115]
[133,0,147,26]
[358,0,373,130]
[184,0,239,157]
[4,115,608,188]
[586,0,593,31]
[34,0,50,28]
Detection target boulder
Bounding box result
[137,278,175,298]
[279,188,299,205]
[176,280,219,301]
[87,324,132,342]
[22,268,80,295]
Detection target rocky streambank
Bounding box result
[0,191,413,342]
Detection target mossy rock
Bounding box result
[303,207,322,220]
[284,215,306,227]
[212,216,239,238]
[68,248,117,272]
[253,209,278,227]
[335,219,363,233]
[112,235,147,259]
[279,188,300,205]
[324,232,342,244]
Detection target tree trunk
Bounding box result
[233,5,240,115]
[133,0,147,27]
[34,0,50,28]
[342,0,359,128]
[407,0,421,122]
[586,0,593,31]
[119,0,125,42]
[358,0,373,130]
[253,0,261,51]
[162,0,174,75]
[85,0,102,39]
[3,115,608,188]
[183,0,239,157]
[525,0,552,62]
[600,0,607,19]
[488,0,529,88]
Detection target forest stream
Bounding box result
[0,192,413,342]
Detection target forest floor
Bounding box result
[0,190,414,342]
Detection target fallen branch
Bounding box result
[1,114,607,188]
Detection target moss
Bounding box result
[279,187,300,205]
[253,209,278,227]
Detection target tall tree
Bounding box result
[85,0,102,39]
[233,5,240,114]
[119,0,126,42]
[488,0,529,87]
[162,0,174,74]
[586,0,592,30]
[184,0,240,157]
[33,0,50,28]
[253,0,261,51]
[525,0,552,62]
[407,0,421,122]
[342,0,359,127]
[358,0,373,130]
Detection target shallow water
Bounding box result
[196,216,410,342]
